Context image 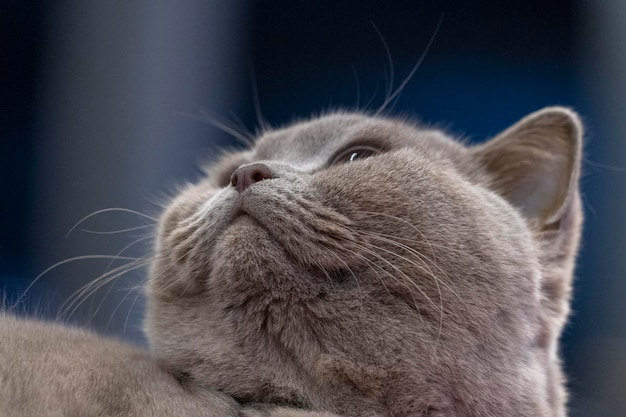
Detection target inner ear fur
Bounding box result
[473,107,583,227]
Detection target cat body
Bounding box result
[0,314,240,417]
[0,107,583,417]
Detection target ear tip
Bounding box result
[476,106,584,225]
[530,106,584,141]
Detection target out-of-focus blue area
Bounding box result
[0,1,623,415]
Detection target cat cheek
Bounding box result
[151,188,238,297]
[158,185,217,240]
[311,162,404,214]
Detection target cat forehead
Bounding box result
[252,113,372,163]
[251,112,461,165]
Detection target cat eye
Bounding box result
[330,146,380,165]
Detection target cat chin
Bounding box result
[208,218,323,302]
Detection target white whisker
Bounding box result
[65,208,157,238]
[375,14,443,115]
[57,258,149,321]
[79,225,154,235]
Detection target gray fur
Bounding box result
[0,314,240,416]
[1,108,583,416]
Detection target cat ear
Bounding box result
[474,107,583,226]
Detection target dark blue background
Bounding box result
[1,1,623,415]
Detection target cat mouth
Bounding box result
[231,211,263,228]
[229,187,363,271]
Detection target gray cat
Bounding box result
[0,107,583,417]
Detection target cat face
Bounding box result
[146,109,582,416]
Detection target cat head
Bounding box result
[145,107,582,416]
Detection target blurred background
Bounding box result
[0,1,624,415]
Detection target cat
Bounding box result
[0,106,583,417]
[0,313,241,416]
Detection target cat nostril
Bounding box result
[230,163,274,193]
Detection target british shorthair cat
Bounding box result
[1,107,583,416]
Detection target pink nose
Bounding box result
[230,163,274,193]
